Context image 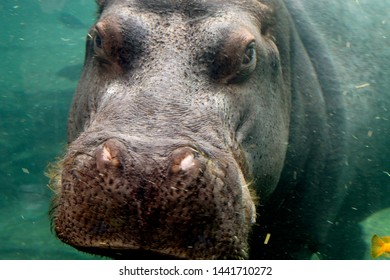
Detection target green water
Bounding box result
[0,0,389,259]
[0,0,100,259]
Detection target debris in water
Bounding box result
[383,171,390,177]
[355,83,370,89]
[264,233,271,244]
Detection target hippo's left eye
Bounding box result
[207,29,257,84]
[230,41,257,83]
[242,41,256,66]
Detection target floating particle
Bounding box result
[355,83,370,89]
[264,233,271,245]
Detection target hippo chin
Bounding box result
[50,0,347,259]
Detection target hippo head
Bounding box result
[51,0,292,259]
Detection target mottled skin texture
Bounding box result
[51,0,346,259]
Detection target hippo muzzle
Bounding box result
[53,135,256,259]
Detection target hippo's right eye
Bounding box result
[86,20,128,72]
[90,27,111,66]
[94,32,103,50]
[92,28,105,55]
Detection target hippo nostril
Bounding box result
[96,139,123,173]
[170,147,201,174]
[179,153,195,171]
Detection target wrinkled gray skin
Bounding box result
[52,0,347,259]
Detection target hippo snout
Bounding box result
[52,137,256,259]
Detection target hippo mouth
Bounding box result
[50,138,256,259]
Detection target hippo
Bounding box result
[50,0,349,259]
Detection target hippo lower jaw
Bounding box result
[51,138,256,260]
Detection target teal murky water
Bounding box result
[0,0,99,259]
[0,0,389,259]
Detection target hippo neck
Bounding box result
[252,0,348,258]
[283,0,347,191]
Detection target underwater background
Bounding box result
[0,0,389,259]
[0,0,100,259]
